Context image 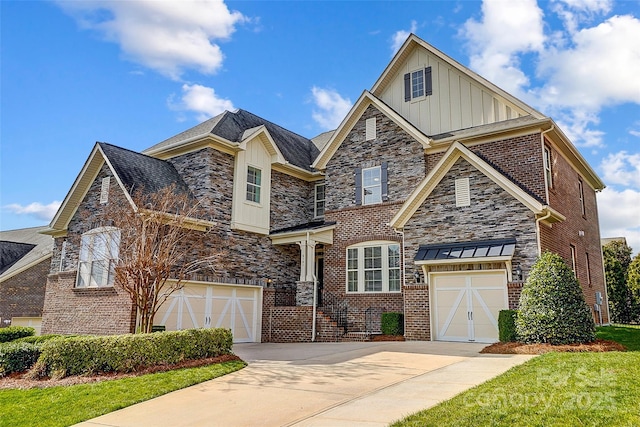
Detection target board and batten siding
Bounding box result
[231,137,272,234]
[379,48,529,136]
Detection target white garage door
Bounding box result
[431,271,507,343]
[155,283,262,343]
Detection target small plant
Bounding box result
[0,326,35,343]
[381,312,404,335]
[516,251,596,344]
[498,310,518,342]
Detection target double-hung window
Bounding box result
[314,182,325,218]
[544,146,553,188]
[362,166,382,205]
[346,242,401,293]
[246,166,262,203]
[76,227,120,288]
[404,67,432,101]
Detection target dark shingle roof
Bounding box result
[98,142,193,198]
[144,109,320,171]
[270,221,336,235]
[0,241,36,275]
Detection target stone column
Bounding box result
[296,281,314,306]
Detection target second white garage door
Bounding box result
[431,271,507,343]
[156,283,262,343]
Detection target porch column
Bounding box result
[297,239,317,282]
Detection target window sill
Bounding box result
[346,291,402,295]
[72,286,117,296]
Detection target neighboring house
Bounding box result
[41,34,609,343]
[0,227,53,334]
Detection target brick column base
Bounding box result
[403,283,430,341]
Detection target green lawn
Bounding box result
[0,360,245,427]
[392,325,640,427]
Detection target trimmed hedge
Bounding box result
[498,310,518,342]
[29,328,233,379]
[0,342,41,377]
[0,326,35,343]
[381,312,404,335]
[14,334,66,345]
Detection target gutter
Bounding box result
[535,209,553,257]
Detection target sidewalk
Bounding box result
[75,341,534,427]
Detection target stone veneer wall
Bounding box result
[321,105,427,332]
[538,139,609,324]
[0,257,49,324]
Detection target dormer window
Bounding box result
[246,166,262,204]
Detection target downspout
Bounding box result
[392,227,406,336]
[307,231,318,342]
[535,210,552,257]
[536,125,555,257]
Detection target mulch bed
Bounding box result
[0,354,241,390]
[480,339,626,355]
[370,334,405,341]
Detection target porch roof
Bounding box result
[415,238,516,264]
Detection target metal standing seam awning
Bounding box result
[414,238,517,281]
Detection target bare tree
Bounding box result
[78,185,223,333]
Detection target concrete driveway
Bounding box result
[76,341,534,427]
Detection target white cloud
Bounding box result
[461,0,544,95]
[3,201,61,222]
[597,187,640,254]
[552,0,612,34]
[600,151,640,188]
[169,84,234,122]
[537,15,640,111]
[391,21,417,55]
[311,87,352,130]
[56,0,245,80]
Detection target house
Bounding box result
[40,34,609,343]
[0,226,53,334]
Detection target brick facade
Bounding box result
[42,271,135,335]
[539,139,609,323]
[0,257,49,324]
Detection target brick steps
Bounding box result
[314,310,372,342]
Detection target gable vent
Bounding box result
[365,117,376,141]
[455,178,470,207]
[100,177,111,204]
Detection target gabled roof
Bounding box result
[390,141,565,228]
[98,143,193,197]
[43,143,198,236]
[0,227,53,282]
[313,91,431,170]
[371,34,545,119]
[144,109,320,172]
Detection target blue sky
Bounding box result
[1,0,639,252]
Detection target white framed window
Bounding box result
[314,182,325,218]
[346,241,401,293]
[76,227,120,288]
[404,67,432,101]
[570,244,577,278]
[362,166,382,205]
[246,166,262,203]
[578,179,586,216]
[544,146,553,188]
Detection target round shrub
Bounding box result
[0,342,41,376]
[516,251,595,344]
